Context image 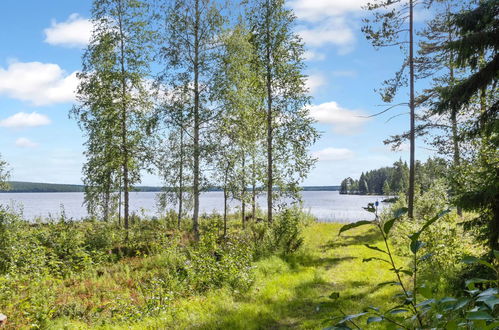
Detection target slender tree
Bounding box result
[154,79,194,229]
[159,0,225,240]
[156,125,194,229]
[362,0,418,218]
[213,22,266,227]
[247,0,318,224]
[74,0,154,230]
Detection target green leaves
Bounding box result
[466,311,494,321]
[409,209,450,254]
[462,255,495,270]
[364,244,387,254]
[393,207,408,219]
[410,240,426,254]
[336,312,367,325]
[366,316,383,324]
[382,207,407,236]
[363,257,390,264]
[338,220,373,236]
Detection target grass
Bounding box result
[49,222,407,329]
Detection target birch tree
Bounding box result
[158,0,225,239]
[213,23,266,227]
[73,0,154,229]
[246,0,318,224]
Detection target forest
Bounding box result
[339,158,447,196]
[0,0,498,328]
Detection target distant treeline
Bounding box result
[1,182,160,193]
[1,182,340,193]
[340,158,447,195]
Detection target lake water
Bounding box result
[0,191,390,223]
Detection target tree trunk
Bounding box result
[265,0,273,224]
[223,163,230,238]
[192,0,200,240]
[178,127,184,228]
[223,186,228,238]
[241,153,246,228]
[252,154,256,221]
[118,2,130,235]
[448,35,462,216]
[104,177,110,222]
[408,0,416,219]
[118,183,122,227]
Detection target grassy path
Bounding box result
[85,223,403,329]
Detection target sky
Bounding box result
[0,0,436,186]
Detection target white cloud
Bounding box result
[309,101,370,134]
[290,0,369,22]
[303,50,326,61]
[15,137,39,148]
[297,17,355,52]
[291,0,371,54]
[313,147,354,161]
[44,13,92,48]
[0,61,78,106]
[305,74,327,93]
[0,112,51,128]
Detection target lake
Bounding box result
[0,191,390,223]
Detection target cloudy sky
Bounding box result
[0,0,434,186]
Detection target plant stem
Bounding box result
[377,222,423,328]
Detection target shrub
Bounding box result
[249,208,309,259]
[388,180,482,291]
[185,223,253,292]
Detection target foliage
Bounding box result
[362,0,418,218]
[157,0,226,238]
[0,155,10,191]
[250,208,309,259]
[0,209,262,327]
[246,0,319,223]
[389,180,481,291]
[185,222,254,292]
[435,0,499,135]
[340,158,446,196]
[328,202,499,329]
[453,139,499,250]
[72,0,155,225]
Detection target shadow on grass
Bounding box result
[321,227,382,250]
[287,254,357,268]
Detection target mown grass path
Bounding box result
[95,223,404,329]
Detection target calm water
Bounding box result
[0,191,389,223]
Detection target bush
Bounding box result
[388,180,482,291]
[249,208,309,259]
[185,223,253,292]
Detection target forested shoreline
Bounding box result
[339,158,446,196]
[0,182,340,193]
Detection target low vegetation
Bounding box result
[0,182,493,329]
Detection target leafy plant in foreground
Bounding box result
[327,203,499,329]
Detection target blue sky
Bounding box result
[0,0,435,186]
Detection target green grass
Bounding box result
[51,222,407,329]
